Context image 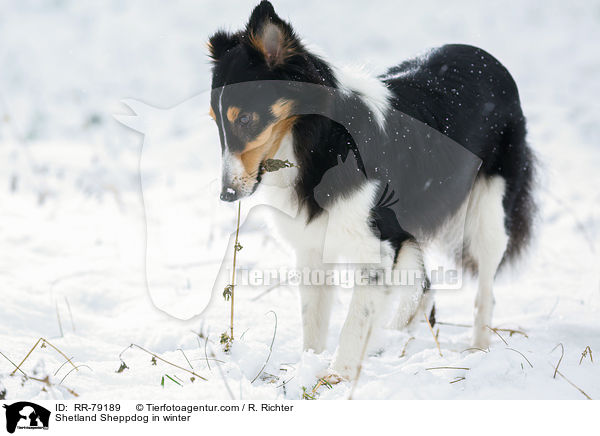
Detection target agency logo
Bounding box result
[2,402,50,433]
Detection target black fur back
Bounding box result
[381,44,535,261]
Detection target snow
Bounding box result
[1,0,599,400]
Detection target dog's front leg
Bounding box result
[331,240,425,380]
[331,264,390,380]
[297,250,334,354]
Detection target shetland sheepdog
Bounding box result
[208,1,535,380]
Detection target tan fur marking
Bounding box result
[270,99,295,119]
[248,32,266,57]
[209,107,216,120]
[248,26,297,66]
[239,145,266,178]
[237,116,297,176]
[227,106,241,122]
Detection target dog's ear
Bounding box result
[207,30,239,62]
[246,1,299,68]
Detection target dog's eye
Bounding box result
[239,114,251,126]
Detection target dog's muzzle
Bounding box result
[220,185,240,202]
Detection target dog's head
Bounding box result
[208,1,320,201]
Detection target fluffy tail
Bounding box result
[500,117,537,265]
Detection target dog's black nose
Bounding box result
[220,187,239,202]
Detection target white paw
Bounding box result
[329,360,358,381]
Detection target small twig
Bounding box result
[551,343,564,378]
[251,311,278,383]
[546,297,560,319]
[310,377,333,400]
[488,326,508,346]
[424,312,442,356]
[205,341,235,399]
[0,350,28,376]
[121,344,207,381]
[191,325,206,340]
[506,347,533,368]
[1,350,80,397]
[55,301,64,338]
[28,375,79,397]
[461,347,489,354]
[239,328,250,341]
[276,376,294,389]
[435,321,528,338]
[399,336,415,358]
[11,338,77,376]
[59,365,93,385]
[65,297,75,333]
[494,327,528,338]
[550,364,592,400]
[192,332,226,366]
[450,377,466,384]
[312,379,324,395]
[434,321,471,328]
[580,346,593,365]
[164,374,182,387]
[229,201,242,341]
[203,337,212,372]
[177,348,194,370]
[174,374,184,383]
[260,159,298,173]
[54,356,75,376]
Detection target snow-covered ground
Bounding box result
[1,0,599,400]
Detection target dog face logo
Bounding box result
[2,402,50,433]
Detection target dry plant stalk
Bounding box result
[251,311,278,383]
[1,349,79,397]
[119,343,207,381]
[450,377,466,384]
[221,202,242,350]
[552,366,592,400]
[11,338,77,376]
[400,336,415,358]
[176,348,194,370]
[552,343,564,378]
[436,321,528,339]
[488,326,508,345]
[55,302,64,337]
[65,296,76,333]
[580,346,593,365]
[230,201,242,341]
[197,337,235,399]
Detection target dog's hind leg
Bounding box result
[390,240,430,331]
[464,176,509,349]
